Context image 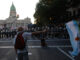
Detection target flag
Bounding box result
[66,20,79,56]
[16,14,19,18]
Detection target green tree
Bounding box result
[34,0,70,26]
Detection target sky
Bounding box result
[0,0,39,24]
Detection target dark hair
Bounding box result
[18,27,24,31]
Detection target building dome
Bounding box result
[10,3,16,17]
[10,3,16,11]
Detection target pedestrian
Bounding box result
[40,30,47,47]
[13,27,46,60]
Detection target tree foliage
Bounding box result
[34,0,80,26]
[71,0,80,7]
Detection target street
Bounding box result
[0,38,80,60]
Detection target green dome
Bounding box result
[10,3,16,11]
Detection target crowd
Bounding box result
[28,25,69,39]
[0,25,69,39]
[0,30,16,38]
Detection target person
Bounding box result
[13,27,46,60]
[40,30,47,47]
[65,16,80,57]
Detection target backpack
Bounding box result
[15,32,25,50]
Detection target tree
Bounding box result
[34,0,71,26]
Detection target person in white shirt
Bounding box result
[13,27,46,60]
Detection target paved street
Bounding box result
[0,38,80,60]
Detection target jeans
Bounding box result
[17,52,29,60]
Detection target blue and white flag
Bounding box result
[66,20,79,56]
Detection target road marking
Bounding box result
[0,41,12,42]
[0,39,69,42]
[27,39,69,41]
[57,47,75,60]
[48,45,71,48]
[28,52,32,55]
[0,46,13,48]
[0,45,71,48]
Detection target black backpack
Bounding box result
[15,32,25,50]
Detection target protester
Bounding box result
[13,27,46,60]
[40,30,47,47]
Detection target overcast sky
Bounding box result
[0,0,39,23]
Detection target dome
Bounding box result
[10,3,16,11]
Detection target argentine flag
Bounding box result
[66,20,79,56]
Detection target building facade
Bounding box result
[0,3,32,30]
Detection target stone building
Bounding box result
[0,3,32,30]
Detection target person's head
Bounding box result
[18,27,24,32]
